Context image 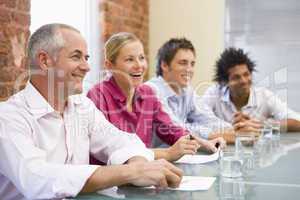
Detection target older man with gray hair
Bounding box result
[0,23,183,200]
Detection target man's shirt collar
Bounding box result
[22,82,84,119]
[155,76,188,99]
[22,82,55,119]
[221,85,257,109]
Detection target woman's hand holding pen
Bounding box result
[166,133,226,161]
[166,135,200,161]
[189,134,226,153]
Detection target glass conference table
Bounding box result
[75,133,300,200]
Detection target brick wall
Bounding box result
[100,0,150,78]
[0,0,30,101]
[0,0,149,101]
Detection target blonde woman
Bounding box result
[88,32,224,162]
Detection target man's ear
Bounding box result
[161,61,169,73]
[37,51,52,71]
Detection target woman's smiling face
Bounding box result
[108,40,147,90]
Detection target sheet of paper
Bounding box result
[171,176,216,191]
[97,186,125,199]
[143,176,216,191]
[97,176,216,196]
[175,149,220,164]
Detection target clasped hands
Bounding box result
[233,111,263,137]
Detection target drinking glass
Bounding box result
[235,133,256,176]
[255,127,274,168]
[220,150,243,178]
[235,133,256,153]
[219,177,246,200]
[270,120,280,138]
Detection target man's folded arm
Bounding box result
[0,119,98,199]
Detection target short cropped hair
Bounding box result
[28,23,80,69]
[214,47,256,85]
[156,38,195,76]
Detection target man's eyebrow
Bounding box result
[70,49,83,55]
[179,59,194,63]
[69,49,90,60]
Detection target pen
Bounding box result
[189,134,195,140]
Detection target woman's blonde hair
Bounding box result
[104,32,140,63]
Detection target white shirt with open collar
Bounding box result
[0,82,154,200]
[200,84,300,130]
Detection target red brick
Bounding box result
[0,0,29,99]
[0,53,9,67]
[0,85,10,100]
[98,0,149,79]
[17,0,30,12]
[0,0,16,9]
[12,12,30,26]
[0,8,11,24]
[0,67,16,82]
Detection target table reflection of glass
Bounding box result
[218,177,246,199]
[75,133,300,200]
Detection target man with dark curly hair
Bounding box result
[200,47,300,132]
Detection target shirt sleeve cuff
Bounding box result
[187,125,211,139]
[107,147,154,165]
[53,165,99,198]
[199,130,210,139]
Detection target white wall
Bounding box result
[149,0,224,94]
[225,0,300,112]
[30,0,101,93]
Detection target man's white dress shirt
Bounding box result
[199,84,300,130]
[0,83,154,200]
[146,76,212,139]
